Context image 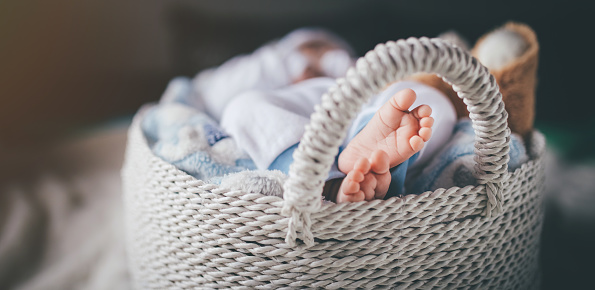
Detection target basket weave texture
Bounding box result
[122,38,546,289]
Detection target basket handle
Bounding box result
[282,37,511,246]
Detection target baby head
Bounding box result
[279,28,355,83]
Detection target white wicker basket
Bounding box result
[122,37,545,289]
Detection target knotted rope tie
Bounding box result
[284,207,315,247]
[483,181,505,218]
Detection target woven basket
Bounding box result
[122,37,546,289]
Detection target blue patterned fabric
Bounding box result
[405,118,528,194]
[141,78,256,182]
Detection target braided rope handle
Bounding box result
[282,37,511,246]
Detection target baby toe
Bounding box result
[374,172,391,199]
[419,127,432,142]
[350,170,365,183]
[353,191,366,202]
[409,135,425,152]
[370,150,390,174]
[361,174,377,201]
[353,157,371,174]
[342,191,365,202]
[420,116,434,128]
[412,104,432,119]
[418,105,432,117]
[393,89,417,111]
[343,177,360,194]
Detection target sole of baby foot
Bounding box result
[338,88,434,174]
[336,150,392,203]
[336,157,370,203]
[368,150,391,200]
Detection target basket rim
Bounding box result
[129,103,546,212]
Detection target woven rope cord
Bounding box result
[155,184,542,272]
[282,37,511,245]
[123,107,545,288]
[123,39,546,286]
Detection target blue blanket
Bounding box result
[141,78,256,183]
[405,118,528,194]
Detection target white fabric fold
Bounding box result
[191,28,355,122]
[221,77,336,170]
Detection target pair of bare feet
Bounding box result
[292,39,434,203]
[322,88,434,203]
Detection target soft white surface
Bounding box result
[220,170,287,198]
[475,29,529,70]
[0,127,130,290]
[220,77,336,170]
[545,153,595,224]
[192,28,355,122]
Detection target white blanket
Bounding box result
[184,28,355,122]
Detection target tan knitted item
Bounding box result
[122,38,545,289]
[411,22,539,139]
[472,22,539,138]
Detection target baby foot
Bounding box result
[338,88,434,174]
[336,150,391,203]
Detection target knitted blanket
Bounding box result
[141,78,256,183]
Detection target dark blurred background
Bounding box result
[1,0,593,289]
[1,0,592,150]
